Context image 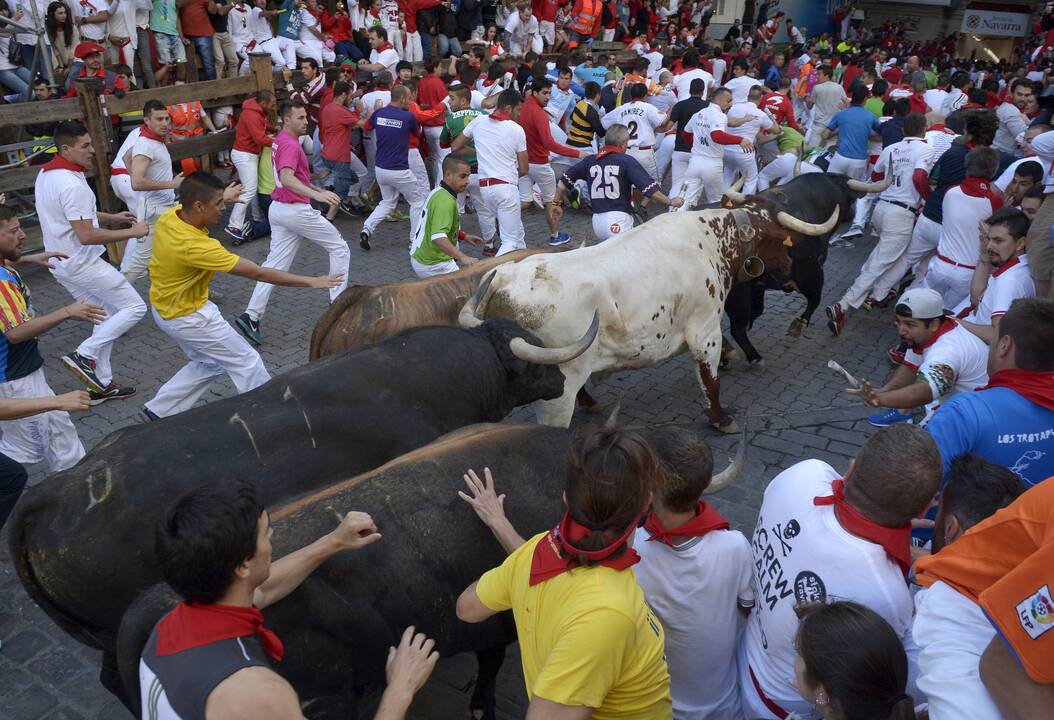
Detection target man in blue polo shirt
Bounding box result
[927,297,1054,488]
[822,84,881,236]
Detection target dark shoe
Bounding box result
[482,243,498,257]
[825,304,845,336]
[862,296,876,312]
[359,230,371,251]
[235,313,262,345]
[225,225,245,242]
[89,383,137,406]
[138,406,161,423]
[61,351,106,393]
[875,289,898,308]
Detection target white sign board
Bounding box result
[960,9,1029,37]
[876,0,950,7]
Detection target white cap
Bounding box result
[895,288,945,319]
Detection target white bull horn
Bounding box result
[723,176,747,205]
[509,310,600,366]
[458,269,496,328]
[704,419,748,494]
[846,175,894,194]
[776,206,840,236]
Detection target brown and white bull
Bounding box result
[458,204,839,431]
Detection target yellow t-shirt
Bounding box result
[475,532,671,718]
[148,207,239,320]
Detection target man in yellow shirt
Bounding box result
[140,171,343,421]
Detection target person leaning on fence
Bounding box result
[33,121,148,404]
[226,90,277,243]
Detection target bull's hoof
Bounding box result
[712,418,739,434]
[787,316,809,337]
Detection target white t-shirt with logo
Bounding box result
[736,459,920,719]
[132,135,176,208]
[601,100,665,149]
[672,68,714,100]
[634,526,754,720]
[688,104,729,162]
[965,255,1035,326]
[902,319,989,404]
[875,136,933,206]
[724,74,759,105]
[34,167,105,266]
[461,115,526,184]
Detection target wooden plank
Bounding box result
[101,75,257,116]
[166,131,235,161]
[0,96,82,128]
[0,163,100,193]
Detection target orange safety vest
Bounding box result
[169,101,205,141]
[570,0,600,35]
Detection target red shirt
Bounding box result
[520,95,578,164]
[761,91,801,132]
[321,103,360,162]
[532,0,558,23]
[841,64,862,92]
[881,66,903,85]
[321,10,351,42]
[398,0,441,33]
[179,0,214,37]
[417,74,449,119]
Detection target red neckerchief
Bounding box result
[991,254,1021,278]
[77,65,103,80]
[139,126,166,143]
[376,42,393,52]
[814,479,912,577]
[595,144,625,160]
[980,369,1054,412]
[41,155,86,173]
[958,176,1000,204]
[643,501,729,546]
[155,602,284,662]
[529,509,642,587]
[489,110,513,121]
[913,316,957,353]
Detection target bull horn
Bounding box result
[458,269,496,328]
[509,310,600,365]
[776,206,840,236]
[578,237,588,250]
[846,175,894,194]
[723,176,747,205]
[604,397,622,429]
[704,419,747,495]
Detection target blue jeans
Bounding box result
[0,451,27,531]
[437,34,461,57]
[18,42,52,85]
[189,35,216,80]
[0,66,31,100]
[419,30,432,58]
[323,158,358,200]
[251,193,272,238]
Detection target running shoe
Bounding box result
[61,351,106,393]
[359,230,371,251]
[138,406,161,423]
[867,408,914,427]
[839,225,864,240]
[570,187,583,210]
[482,243,498,257]
[235,313,262,345]
[548,232,572,246]
[89,383,137,406]
[825,304,845,336]
[385,210,410,222]
[225,225,245,242]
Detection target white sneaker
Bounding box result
[839,225,864,240]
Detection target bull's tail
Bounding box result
[308,284,378,361]
[458,269,496,328]
[6,494,107,650]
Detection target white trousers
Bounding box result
[0,367,85,471]
[362,167,426,239]
[146,302,270,417]
[362,134,378,193]
[245,201,351,320]
[228,148,259,230]
[411,257,459,277]
[655,134,677,184]
[121,202,176,282]
[423,125,443,186]
[110,174,136,211]
[677,157,724,210]
[593,211,634,241]
[296,41,335,66]
[923,256,973,310]
[628,147,659,182]
[913,582,1002,720]
[838,201,916,309]
[482,183,524,255]
[518,163,557,204]
[724,146,760,194]
[826,152,868,179]
[50,256,147,387]
[670,150,691,195]
[757,152,797,191]
[409,149,429,196]
[258,36,297,69]
[468,174,497,242]
[402,30,423,61]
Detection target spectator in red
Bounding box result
[180,0,217,80]
[320,81,369,217]
[762,77,803,133]
[226,90,276,242]
[841,53,862,92]
[417,57,448,183]
[63,42,126,98]
[531,0,558,50]
[398,0,442,62]
[881,59,904,86]
[322,2,355,62]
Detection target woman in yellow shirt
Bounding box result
[456,429,672,720]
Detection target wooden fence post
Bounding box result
[76,78,125,263]
[250,53,275,96]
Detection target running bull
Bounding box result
[721,173,892,364]
[114,422,745,719]
[457,204,839,431]
[8,319,597,692]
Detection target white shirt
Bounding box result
[965,255,1035,326]
[922,126,958,167]
[672,68,713,101]
[739,459,919,718]
[635,525,754,720]
[461,115,526,184]
[994,156,1048,192]
[369,46,399,80]
[902,319,989,403]
[788,25,805,44]
[299,7,323,46]
[688,104,728,161]
[643,50,664,79]
[71,0,107,40]
[923,87,948,113]
[994,102,1030,154]
[227,3,254,50]
[112,126,142,171]
[1033,129,1054,193]
[132,134,176,207]
[810,80,849,130]
[360,89,392,136]
[248,6,275,42]
[725,101,772,143]
[34,165,105,266]
[601,100,665,149]
[941,88,968,117]
[724,74,758,105]
[938,181,1003,265]
[876,136,932,206]
[646,85,677,114]
[710,57,726,87]
[504,11,538,49]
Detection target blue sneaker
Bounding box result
[548,232,572,246]
[867,409,914,427]
[225,225,244,242]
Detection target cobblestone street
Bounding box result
[0,199,900,720]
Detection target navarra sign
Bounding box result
[960,9,1028,38]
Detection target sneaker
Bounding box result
[862,296,876,312]
[235,313,262,345]
[359,192,376,210]
[570,187,583,210]
[867,408,914,427]
[225,225,245,242]
[482,243,498,257]
[548,232,572,246]
[89,383,137,406]
[839,225,864,240]
[887,343,907,366]
[138,406,161,423]
[385,210,410,222]
[61,352,106,393]
[875,289,898,308]
[359,230,371,250]
[825,304,845,336]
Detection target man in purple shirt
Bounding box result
[236,100,351,345]
[359,85,426,251]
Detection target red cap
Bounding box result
[74,41,105,59]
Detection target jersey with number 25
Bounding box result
[561,151,659,214]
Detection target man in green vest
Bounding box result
[409,155,483,277]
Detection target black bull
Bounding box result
[7,320,586,690]
[721,174,863,364]
[115,422,743,719]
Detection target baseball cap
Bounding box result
[74,41,105,59]
[895,288,945,319]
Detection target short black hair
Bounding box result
[998,298,1054,371]
[156,482,264,605]
[179,171,226,207]
[639,427,713,513]
[369,25,388,40]
[53,121,89,150]
[629,82,647,100]
[850,83,868,105]
[532,76,552,93]
[1013,160,1044,185]
[903,112,926,137]
[0,204,18,223]
[442,153,469,174]
[871,78,889,98]
[583,81,601,99]
[396,60,412,73]
[280,99,307,119]
[891,97,911,116]
[333,80,351,96]
[941,454,1025,532]
[143,99,166,117]
[986,206,1031,239]
[496,87,523,110]
[689,78,705,95]
[255,89,274,104]
[300,57,319,71]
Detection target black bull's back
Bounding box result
[9,322,564,651]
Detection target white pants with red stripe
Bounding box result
[592,211,634,241]
[0,368,85,472]
[481,183,524,255]
[677,157,724,210]
[922,255,974,310]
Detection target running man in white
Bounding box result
[723,84,774,194]
[109,124,141,211]
[601,81,669,182]
[235,100,351,345]
[34,122,149,403]
[676,87,752,210]
[143,172,342,420]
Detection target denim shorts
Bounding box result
[154,32,187,64]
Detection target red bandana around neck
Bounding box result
[814,479,912,577]
[913,317,957,353]
[489,110,513,121]
[139,126,166,143]
[980,369,1054,412]
[41,155,86,173]
[990,255,1021,278]
[595,144,626,160]
[644,501,729,547]
[377,42,393,52]
[156,602,284,661]
[529,510,641,586]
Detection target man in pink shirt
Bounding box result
[236,100,350,346]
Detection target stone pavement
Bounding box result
[0,197,900,720]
